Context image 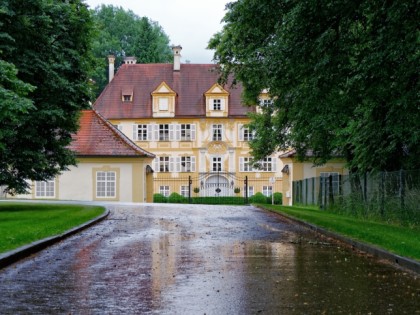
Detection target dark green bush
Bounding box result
[273,192,283,205]
[153,193,167,203]
[250,192,267,204]
[168,192,188,203]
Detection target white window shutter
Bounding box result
[153,158,159,172]
[175,124,181,141]
[146,124,152,141]
[221,125,224,141]
[190,156,196,172]
[191,124,196,140]
[169,124,175,141]
[238,124,244,141]
[220,98,225,110]
[169,157,174,172]
[132,124,137,141]
[272,158,277,172]
[153,124,159,141]
[175,157,181,172]
[239,157,244,172]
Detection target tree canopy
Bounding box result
[0,0,94,194]
[209,0,419,172]
[90,5,173,95]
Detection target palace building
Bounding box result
[94,46,283,200]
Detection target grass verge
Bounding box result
[257,204,420,261]
[0,202,105,254]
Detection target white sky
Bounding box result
[84,0,230,64]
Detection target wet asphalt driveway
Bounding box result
[0,203,419,314]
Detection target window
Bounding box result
[180,156,195,172]
[181,124,195,141]
[159,124,169,141]
[160,186,170,197]
[247,186,254,197]
[260,157,274,172]
[243,128,254,141]
[260,99,273,107]
[35,180,55,198]
[96,171,116,198]
[239,157,254,172]
[180,185,189,197]
[123,95,132,102]
[320,172,340,194]
[212,124,223,141]
[212,157,222,172]
[159,157,170,172]
[262,185,273,197]
[213,99,222,110]
[136,124,147,141]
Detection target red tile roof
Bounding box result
[69,110,155,158]
[94,63,255,119]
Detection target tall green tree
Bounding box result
[91,5,172,95]
[209,0,419,172]
[0,0,94,194]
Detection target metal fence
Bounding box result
[153,172,282,205]
[293,169,420,225]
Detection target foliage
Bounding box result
[209,0,419,173]
[234,187,241,194]
[249,192,267,204]
[153,193,167,203]
[193,187,200,194]
[168,192,188,203]
[259,204,420,260]
[90,5,172,95]
[0,202,105,253]
[273,192,283,205]
[191,196,246,205]
[0,0,95,195]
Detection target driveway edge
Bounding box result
[258,206,419,275]
[0,208,110,270]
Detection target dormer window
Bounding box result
[213,99,222,110]
[122,88,133,102]
[123,95,132,102]
[159,98,169,111]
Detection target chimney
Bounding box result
[108,55,115,82]
[172,45,182,71]
[123,56,137,64]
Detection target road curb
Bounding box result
[0,208,110,270]
[258,206,420,275]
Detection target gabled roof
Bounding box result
[69,110,155,158]
[94,63,254,119]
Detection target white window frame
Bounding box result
[180,156,195,172]
[212,157,222,172]
[212,99,222,110]
[180,185,189,197]
[96,171,116,198]
[247,186,254,197]
[159,124,169,141]
[136,124,147,141]
[239,157,254,172]
[260,157,275,172]
[180,124,196,141]
[260,99,273,107]
[262,185,273,197]
[212,124,223,141]
[159,185,170,197]
[35,180,55,198]
[158,157,170,172]
[159,97,169,111]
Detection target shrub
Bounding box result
[234,187,241,194]
[250,192,267,204]
[153,193,167,203]
[273,192,283,205]
[193,187,200,194]
[168,192,188,203]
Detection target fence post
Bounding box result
[188,175,192,204]
[244,176,248,204]
[400,169,405,210]
[380,172,385,217]
[328,175,334,208]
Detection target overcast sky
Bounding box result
[84,0,230,64]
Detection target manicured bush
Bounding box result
[192,196,246,205]
[250,192,267,204]
[168,192,188,203]
[273,192,282,205]
[234,187,241,194]
[153,193,167,203]
[193,187,200,194]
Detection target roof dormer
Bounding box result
[151,82,177,118]
[205,83,229,117]
[257,89,273,113]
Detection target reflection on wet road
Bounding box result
[0,204,418,314]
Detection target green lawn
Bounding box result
[0,202,105,253]
[258,204,420,261]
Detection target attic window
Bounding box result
[122,88,133,102]
[213,99,222,110]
